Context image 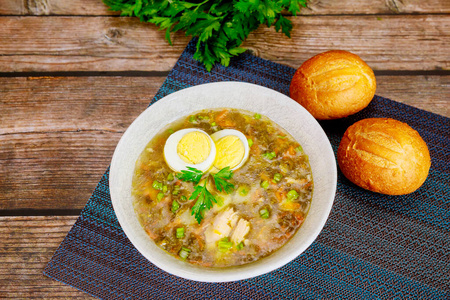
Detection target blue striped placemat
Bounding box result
[44,39,450,299]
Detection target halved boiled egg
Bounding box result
[210,129,250,172]
[164,128,216,172]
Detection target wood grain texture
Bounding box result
[0,75,448,210]
[375,75,450,116]
[0,15,448,72]
[301,0,450,14]
[0,216,95,299]
[1,130,120,210]
[0,17,189,72]
[0,0,449,15]
[242,15,450,71]
[0,76,165,134]
[0,76,165,210]
[0,0,117,15]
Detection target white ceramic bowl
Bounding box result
[110,82,336,282]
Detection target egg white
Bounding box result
[164,128,216,173]
[210,129,250,171]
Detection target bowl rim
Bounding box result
[110,81,337,282]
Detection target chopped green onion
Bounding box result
[172,185,180,195]
[247,138,253,147]
[167,173,174,181]
[238,186,249,196]
[277,135,286,139]
[218,237,233,252]
[176,227,185,239]
[211,122,217,126]
[157,192,164,202]
[179,195,187,202]
[168,129,174,134]
[261,180,269,189]
[273,173,282,182]
[262,151,276,160]
[162,185,168,193]
[152,181,163,190]
[203,116,210,120]
[295,145,303,153]
[287,190,299,201]
[254,113,261,120]
[197,115,204,120]
[236,242,244,250]
[179,247,191,260]
[171,200,180,213]
[189,116,196,123]
[259,208,270,219]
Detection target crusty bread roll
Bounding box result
[290,50,376,120]
[337,118,431,195]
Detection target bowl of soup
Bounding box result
[110,81,336,282]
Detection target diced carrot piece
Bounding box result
[215,109,229,122]
[280,201,301,211]
[275,189,287,202]
[286,145,296,156]
[215,109,236,127]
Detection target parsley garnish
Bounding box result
[102,0,307,71]
[177,166,203,184]
[190,182,216,224]
[177,166,235,223]
[213,166,235,194]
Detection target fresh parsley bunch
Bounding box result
[103,0,307,71]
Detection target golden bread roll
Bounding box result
[290,50,376,120]
[337,118,431,195]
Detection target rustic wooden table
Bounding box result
[0,0,449,298]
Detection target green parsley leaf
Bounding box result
[212,167,235,194]
[190,183,217,224]
[177,167,203,184]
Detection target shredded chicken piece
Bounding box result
[204,207,239,248]
[285,177,308,185]
[230,218,250,244]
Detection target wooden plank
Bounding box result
[242,15,450,71]
[0,0,449,16]
[0,130,121,210]
[0,15,448,72]
[0,76,165,135]
[301,0,450,15]
[0,76,165,210]
[0,0,117,15]
[375,75,450,116]
[0,17,189,72]
[0,75,448,210]
[0,216,95,299]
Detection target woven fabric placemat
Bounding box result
[44,40,450,299]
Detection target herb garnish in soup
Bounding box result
[132,108,313,267]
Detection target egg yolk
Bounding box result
[213,136,245,170]
[177,131,211,164]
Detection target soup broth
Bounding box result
[132,108,313,267]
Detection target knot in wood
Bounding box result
[26,0,50,15]
[386,0,405,13]
[105,28,123,41]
